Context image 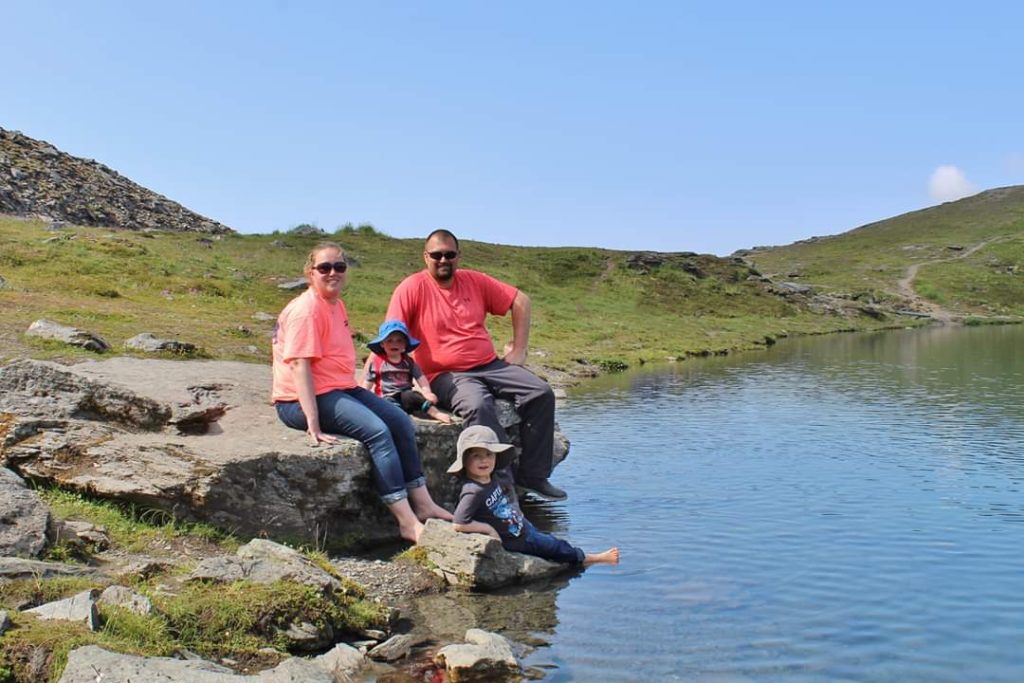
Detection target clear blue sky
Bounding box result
[6,2,1023,255]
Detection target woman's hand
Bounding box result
[306,429,340,446]
[423,390,439,405]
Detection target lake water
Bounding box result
[421,324,1024,682]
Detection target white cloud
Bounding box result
[928,165,977,203]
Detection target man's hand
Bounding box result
[503,342,527,366]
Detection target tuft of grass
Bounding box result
[37,487,237,554]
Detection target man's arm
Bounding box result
[502,290,531,366]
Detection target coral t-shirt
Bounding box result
[386,269,518,380]
[271,288,357,402]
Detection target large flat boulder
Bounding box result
[0,358,567,549]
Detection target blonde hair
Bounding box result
[303,241,346,276]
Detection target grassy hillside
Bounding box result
[745,186,1024,318]
[0,217,900,375]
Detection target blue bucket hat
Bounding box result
[367,320,420,356]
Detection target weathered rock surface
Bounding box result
[0,556,101,583]
[125,332,198,355]
[0,127,232,234]
[25,589,101,631]
[0,358,567,549]
[56,644,359,683]
[418,520,568,590]
[433,629,521,683]
[25,319,110,352]
[190,539,344,594]
[0,467,51,558]
[98,585,153,615]
[367,633,418,662]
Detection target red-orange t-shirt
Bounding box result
[271,288,358,402]
[386,269,518,380]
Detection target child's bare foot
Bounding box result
[427,406,453,424]
[583,547,620,566]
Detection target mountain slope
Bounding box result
[0,127,231,234]
[744,187,1024,318]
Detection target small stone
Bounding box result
[25,589,101,631]
[368,633,417,662]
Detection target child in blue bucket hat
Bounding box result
[361,320,453,423]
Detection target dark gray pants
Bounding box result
[432,358,555,482]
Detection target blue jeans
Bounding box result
[505,521,585,565]
[275,388,426,505]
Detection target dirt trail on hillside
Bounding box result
[895,236,1007,322]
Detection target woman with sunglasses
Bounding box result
[272,242,452,542]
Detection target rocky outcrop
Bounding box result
[433,629,521,683]
[0,467,51,558]
[0,357,568,549]
[417,520,568,590]
[189,539,345,595]
[57,644,364,683]
[0,127,231,234]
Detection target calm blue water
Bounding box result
[518,324,1024,682]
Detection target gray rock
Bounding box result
[418,520,568,590]
[314,643,365,681]
[0,610,11,635]
[57,645,337,682]
[0,556,101,582]
[190,539,344,594]
[25,589,101,631]
[277,278,309,291]
[434,629,521,683]
[125,332,197,355]
[0,358,568,548]
[98,585,153,615]
[777,282,814,295]
[0,274,7,289]
[252,312,277,321]
[279,620,334,652]
[25,318,110,352]
[57,520,111,550]
[0,467,51,558]
[367,633,417,662]
[0,127,232,234]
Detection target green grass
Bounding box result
[0,579,388,682]
[0,217,904,373]
[746,187,1024,318]
[38,487,237,554]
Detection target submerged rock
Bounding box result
[434,629,521,683]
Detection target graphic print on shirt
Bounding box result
[484,484,524,538]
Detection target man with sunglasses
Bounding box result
[386,229,566,501]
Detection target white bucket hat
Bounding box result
[448,425,514,474]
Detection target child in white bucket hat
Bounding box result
[449,425,619,566]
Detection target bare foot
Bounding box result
[415,502,454,522]
[398,519,425,543]
[428,406,453,424]
[583,547,620,566]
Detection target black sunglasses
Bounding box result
[313,261,348,274]
[427,250,459,261]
